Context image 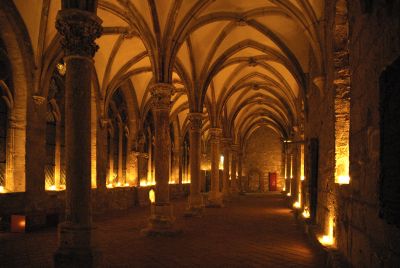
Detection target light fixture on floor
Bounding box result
[302,207,310,219]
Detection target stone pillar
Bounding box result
[185,113,204,216]
[238,152,243,193]
[54,8,102,267]
[117,122,123,184]
[221,138,231,200]
[54,121,62,188]
[230,144,239,194]
[142,83,180,235]
[207,128,223,207]
[179,143,184,185]
[108,127,114,185]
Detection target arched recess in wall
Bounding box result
[170,117,181,184]
[0,41,11,192]
[379,56,400,228]
[0,2,33,192]
[106,88,129,187]
[182,130,190,184]
[45,62,66,191]
[333,0,351,185]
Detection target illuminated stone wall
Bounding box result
[304,1,400,267]
[243,126,283,192]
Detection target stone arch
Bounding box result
[0,1,35,192]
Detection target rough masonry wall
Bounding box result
[304,1,400,267]
[243,126,283,192]
[342,1,400,266]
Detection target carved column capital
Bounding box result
[188,112,203,132]
[134,151,149,159]
[56,9,102,57]
[150,83,173,111]
[32,95,46,105]
[209,128,222,143]
[221,138,232,147]
[231,144,240,152]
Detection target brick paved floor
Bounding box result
[0,192,325,267]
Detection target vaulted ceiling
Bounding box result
[13,0,325,144]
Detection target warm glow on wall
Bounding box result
[318,216,335,247]
[46,184,66,191]
[219,155,224,170]
[300,144,305,181]
[11,215,26,233]
[149,189,155,203]
[335,153,350,184]
[290,154,293,179]
[140,179,156,187]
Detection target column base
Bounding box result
[206,191,224,208]
[222,189,232,201]
[141,203,182,236]
[184,194,204,217]
[54,223,101,268]
[54,247,101,268]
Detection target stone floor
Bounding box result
[0,192,325,267]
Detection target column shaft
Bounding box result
[207,128,223,207]
[54,8,102,267]
[142,83,180,235]
[185,113,204,215]
[222,138,231,199]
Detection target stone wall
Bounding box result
[243,126,283,192]
[303,1,400,267]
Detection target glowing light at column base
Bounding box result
[286,192,291,196]
[302,207,310,218]
[293,201,301,208]
[46,184,66,191]
[140,179,156,187]
[0,185,7,193]
[149,189,155,203]
[318,216,335,246]
[336,175,350,185]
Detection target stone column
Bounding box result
[54,121,62,189]
[142,83,180,235]
[117,122,123,184]
[108,127,114,185]
[54,9,102,267]
[238,152,243,193]
[207,128,223,207]
[221,138,231,200]
[185,113,204,216]
[230,144,239,194]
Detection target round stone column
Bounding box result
[207,128,224,207]
[142,83,180,235]
[185,113,204,216]
[238,152,244,193]
[54,8,102,267]
[221,138,232,200]
[230,144,240,194]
